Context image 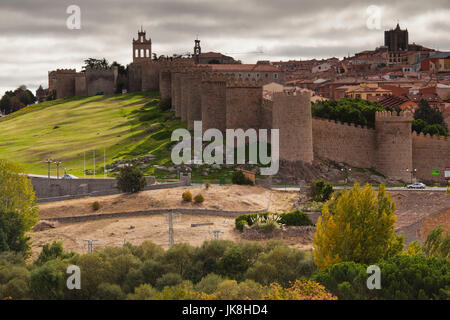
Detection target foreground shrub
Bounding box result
[262,279,337,300]
[0,211,30,255]
[91,201,100,211]
[312,255,450,300]
[235,210,313,231]
[182,191,193,202]
[246,245,316,287]
[116,166,147,193]
[194,194,204,204]
[309,179,333,202]
[231,171,253,185]
[279,210,314,227]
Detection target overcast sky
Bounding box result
[0,0,449,96]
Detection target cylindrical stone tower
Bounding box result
[375,111,413,181]
[272,91,314,164]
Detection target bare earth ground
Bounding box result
[30,187,448,259]
[38,185,281,219]
[31,186,299,258]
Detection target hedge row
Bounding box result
[235,210,313,231]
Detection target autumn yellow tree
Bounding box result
[0,160,38,229]
[313,183,403,269]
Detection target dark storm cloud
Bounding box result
[0,0,449,95]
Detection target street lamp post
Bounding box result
[406,168,417,184]
[54,160,62,179]
[45,159,53,180]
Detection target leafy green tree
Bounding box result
[246,245,316,287]
[0,160,38,230]
[155,273,184,290]
[423,226,449,259]
[313,183,403,269]
[231,171,253,185]
[127,284,158,300]
[309,179,334,202]
[312,98,384,127]
[162,243,194,278]
[312,255,450,300]
[0,211,30,254]
[116,165,147,193]
[34,241,76,266]
[95,283,126,300]
[218,245,249,280]
[413,99,448,136]
[30,259,67,300]
[83,58,110,70]
[194,273,224,294]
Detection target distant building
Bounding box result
[385,23,409,51]
[193,39,239,64]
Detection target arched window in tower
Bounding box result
[135,49,139,58]
[140,49,144,58]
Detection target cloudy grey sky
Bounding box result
[0,0,449,96]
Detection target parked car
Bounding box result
[407,183,426,189]
[61,174,78,179]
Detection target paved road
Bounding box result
[272,186,447,192]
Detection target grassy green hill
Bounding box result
[0,92,185,177]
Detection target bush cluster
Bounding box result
[311,98,384,127]
[0,240,321,300]
[116,166,147,193]
[231,171,253,186]
[91,201,100,211]
[235,210,313,232]
[309,179,333,202]
[193,194,204,204]
[182,191,193,202]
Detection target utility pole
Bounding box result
[82,240,99,253]
[45,159,52,180]
[104,148,106,178]
[168,211,174,247]
[93,150,96,177]
[83,152,86,178]
[210,230,224,240]
[164,211,180,248]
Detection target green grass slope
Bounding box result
[0,92,185,177]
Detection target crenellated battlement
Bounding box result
[412,131,449,141]
[272,89,311,101]
[226,78,263,88]
[201,72,234,82]
[375,110,413,122]
[313,117,375,131]
[54,69,77,74]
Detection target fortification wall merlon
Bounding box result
[226,78,263,88]
[201,72,234,83]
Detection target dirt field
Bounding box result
[31,186,300,259]
[38,185,296,220]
